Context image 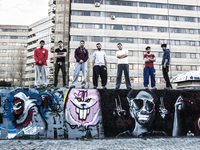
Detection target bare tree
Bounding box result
[9,47,27,87]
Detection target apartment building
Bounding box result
[0,25,28,86]
[68,0,200,88]
[24,3,56,87]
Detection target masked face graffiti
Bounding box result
[128,91,155,125]
[12,92,38,126]
[6,91,46,138]
[65,89,100,129]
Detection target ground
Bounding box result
[1,137,200,150]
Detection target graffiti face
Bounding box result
[65,89,100,129]
[13,97,24,116]
[128,91,155,125]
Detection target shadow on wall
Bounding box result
[0,87,200,139]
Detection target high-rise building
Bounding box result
[67,0,200,89]
[0,25,28,86]
[24,16,55,87]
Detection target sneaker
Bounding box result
[152,87,157,90]
[93,86,97,89]
[164,87,172,89]
[70,85,75,88]
[144,87,148,89]
[51,85,55,88]
[81,86,85,89]
[42,85,47,88]
[102,86,107,89]
[64,85,68,88]
[115,87,119,89]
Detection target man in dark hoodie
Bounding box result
[70,40,89,88]
[161,44,172,89]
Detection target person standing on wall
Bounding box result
[161,44,172,89]
[143,46,156,89]
[34,40,48,88]
[92,43,107,89]
[70,40,89,89]
[52,41,67,88]
[115,43,131,90]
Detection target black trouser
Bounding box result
[54,62,66,87]
[93,65,107,87]
[162,66,172,88]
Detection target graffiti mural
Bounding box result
[99,89,200,138]
[1,87,200,139]
[64,89,104,139]
[0,87,66,139]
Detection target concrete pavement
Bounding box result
[0,137,200,150]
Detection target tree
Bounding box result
[9,47,27,87]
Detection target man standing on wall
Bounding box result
[115,43,131,90]
[143,46,156,89]
[34,40,48,88]
[161,44,172,89]
[70,40,88,89]
[92,43,107,89]
[52,41,67,88]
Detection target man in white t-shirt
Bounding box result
[116,43,131,90]
[92,43,107,89]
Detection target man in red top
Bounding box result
[143,46,156,89]
[34,40,48,88]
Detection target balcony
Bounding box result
[48,0,56,6]
[51,27,55,33]
[52,17,55,23]
[48,6,56,14]
[49,69,54,75]
[50,57,54,63]
[51,36,54,43]
[51,47,54,53]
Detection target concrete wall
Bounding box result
[0,87,200,139]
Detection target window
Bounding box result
[176,65,182,71]
[77,23,83,28]
[191,66,197,71]
[85,24,93,29]
[190,53,196,59]
[110,63,116,69]
[175,53,181,58]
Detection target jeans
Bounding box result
[116,64,131,89]
[143,67,156,88]
[71,62,87,87]
[35,65,47,87]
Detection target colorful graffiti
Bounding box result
[0,87,66,139]
[1,88,200,139]
[64,89,104,139]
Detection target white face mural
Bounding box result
[128,91,155,125]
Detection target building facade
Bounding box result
[68,0,200,89]
[0,25,28,86]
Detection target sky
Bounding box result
[0,0,49,25]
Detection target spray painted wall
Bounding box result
[0,87,200,139]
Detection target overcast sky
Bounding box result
[0,0,49,25]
